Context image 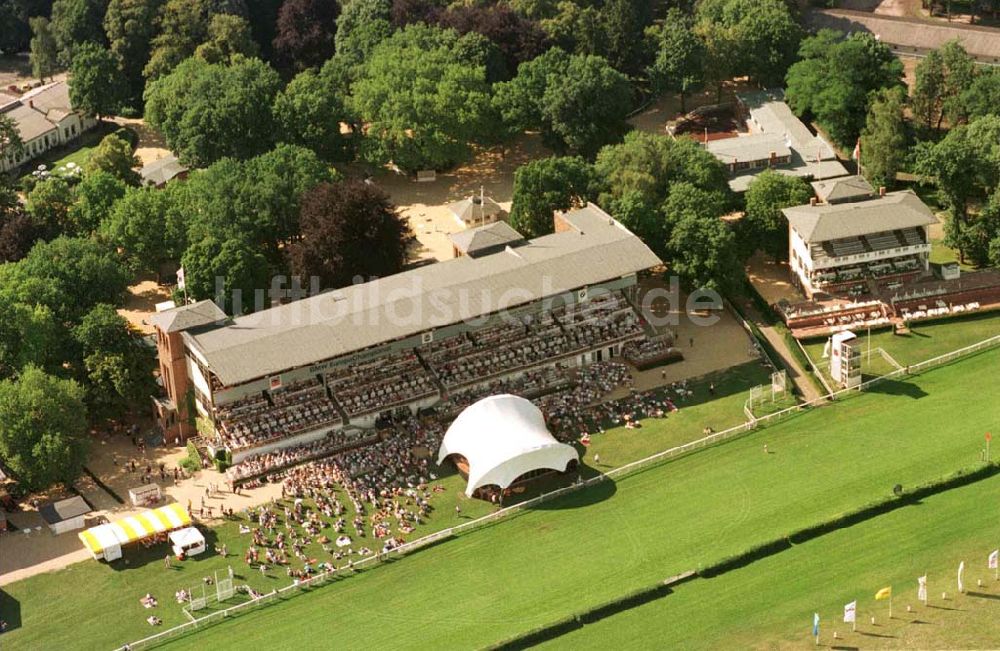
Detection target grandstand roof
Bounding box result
[811,175,874,204]
[449,221,525,257]
[150,300,228,334]
[437,394,578,496]
[185,204,662,387]
[783,190,937,243]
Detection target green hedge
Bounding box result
[701,463,999,578]
[179,441,201,473]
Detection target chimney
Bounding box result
[27,99,33,108]
[810,197,818,206]
[769,151,777,166]
[879,186,886,197]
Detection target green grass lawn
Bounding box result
[16,122,126,183]
[802,310,1000,384]
[80,347,1000,651]
[544,467,1000,650]
[0,363,768,651]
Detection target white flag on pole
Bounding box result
[989,550,999,570]
[918,575,927,603]
[176,266,186,291]
[843,601,856,623]
[958,561,966,593]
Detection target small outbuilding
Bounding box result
[438,394,578,497]
[39,496,93,535]
[447,194,505,228]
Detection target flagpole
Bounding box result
[889,594,892,619]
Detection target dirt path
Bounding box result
[737,299,826,402]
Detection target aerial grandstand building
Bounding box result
[151,204,664,462]
[777,187,1000,338]
[785,188,936,299]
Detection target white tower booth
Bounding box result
[830,331,862,389]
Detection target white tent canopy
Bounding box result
[438,394,578,496]
[169,527,206,557]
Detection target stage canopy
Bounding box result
[438,394,578,496]
[79,502,191,559]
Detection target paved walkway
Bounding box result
[737,300,826,403]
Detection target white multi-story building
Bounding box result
[784,189,937,298]
[0,81,97,173]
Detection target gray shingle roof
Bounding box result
[39,496,91,525]
[783,190,938,243]
[737,90,838,161]
[448,221,524,256]
[447,195,504,224]
[704,133,791,164]
[811,175,875,203]
[150,300,228,334]
[140,154,188,187]
[185,204,662,387]
[0,81,76,142]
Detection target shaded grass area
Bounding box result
[0,363,769,650]
[133,348,1000,651]
[544,469,1000,650]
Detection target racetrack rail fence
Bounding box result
[114,332,1000,650]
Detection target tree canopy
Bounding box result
[68,42,126,118]
[509,155,597,238]
[274,62,354,162]
[144,55,282,166]
[494,47,632,158]
[288,179,413,290]
[742,170,813,260]
[350,24,500,172]
[84,133,140,185]
[785,29,904,147]
[273,0,338,71]
[0,366,89,491]
[860,87,908,191]
[646,8,705,113]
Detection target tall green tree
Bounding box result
[860,87,908,191]
[101,185,186,272]
[25,177,75,237]
[68,42,125,118]
[72,304,156,417]
[509,156,597,237]
[662,182,741,291]
[646,8,705,113]
[143,0,248,80]
[29,16,59,81]
[180,235,271,314]
[144,55,282,166]
[785,30,904,147]
[68,171,128,235]
[695,0,801,87]
[0,366,88,491]
[350,24,500,172]
[0,114,25,168]
[50,0,105,66]
[914,126,982,262]
[334,0,392,69]
[742,170,813,260]
[104,0,165,107]
[494,48,632,158]
[274,62,353,162]
[84,133,140,184]
[962,66,1000,121]
[0,302,59,377]
[599,0,652,75]
[912,40,977,132]
[0,236,128,322]
[194,13,258,63]
[272,0,338,71]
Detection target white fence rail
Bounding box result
[115,333,1000,651]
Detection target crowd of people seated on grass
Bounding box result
[218,395,342,451]
[225,429,377,483]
